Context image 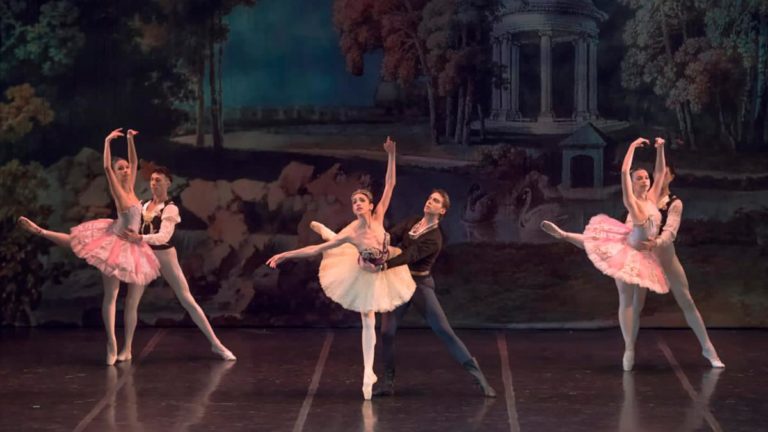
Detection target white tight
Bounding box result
[361,311,376,382]
[615,280,648,351]
[555,227,715,353]
[124,248,224,349]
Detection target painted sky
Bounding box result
[221,0,383,108]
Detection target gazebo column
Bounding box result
[588,36,599,118]
[491,38,502,119]
[507,39,521,120]
[539,31,555,121]
[574,36,589,120]
[500,35,510,116]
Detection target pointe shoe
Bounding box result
[116,351,132,362]
[309,221,337,241]
[362,371,378,400]
[622,350,635,372]
[106,343,117,366]
[17,216,43,235]
[702,347,725,368]
[212,345,237,361]
[540,220,565,239]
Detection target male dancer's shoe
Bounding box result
[372,368,395,397]
[462,357,497,398]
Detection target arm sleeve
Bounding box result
[656,200,682,247]
[142,204,181,246]
[388,216,417,245]
[385,234,439,269]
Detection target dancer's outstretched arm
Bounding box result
[266,234,351,268]
[373,136,397,223]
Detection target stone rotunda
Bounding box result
[486,0,626,135]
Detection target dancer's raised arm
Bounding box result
[126,129,140,192]
[648,137,666,203]
[373,136,396,222]
[621,137,648,223]
[103,128,126,207]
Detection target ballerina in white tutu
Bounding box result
[267,136,416,399]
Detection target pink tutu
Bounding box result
[70,219,161,285]
[583,214,669,294]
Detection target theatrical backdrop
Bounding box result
[2,0,767,329]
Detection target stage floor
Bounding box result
[0,328,765,432]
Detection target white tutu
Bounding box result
[313,223,416,313]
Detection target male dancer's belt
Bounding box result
[411,270,430,276]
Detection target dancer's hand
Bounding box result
[359,261,379,273]
[266,253,288,268]
[127,129,139,138]
[383,136,396,155]
[105,128,124,142]
[118,229,142,243]
[654,137,665,148]
[630,137,649,148]
[637,239,656,251]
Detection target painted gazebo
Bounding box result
[486,0,625,135]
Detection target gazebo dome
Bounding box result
[503,0,608,21]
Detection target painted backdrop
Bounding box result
[2,0,767,328]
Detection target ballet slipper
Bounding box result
[362,371,377,400]
[540,220,566,239]
[17,216,43,235]
[702,345,725,368]
[622,350,635,372]
[212,345,237,361]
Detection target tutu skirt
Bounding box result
[583,214,669,294]
[70,219,161,285]
[319,244,416,312]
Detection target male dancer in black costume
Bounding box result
[367,189,496,397]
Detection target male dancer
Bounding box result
[635,164,724,367]
[120,166,235,361]
[368,189,496,397]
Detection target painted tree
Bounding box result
[334,0,499,145]
[422,0,499,145]
[0,0,83,153]
[667,41,744,150]
[334,0,441,143]
[136,0,256,152]
[0,160,50,325]
[0,84,55,146]
[620,0,703,149]
[699,0,768,151]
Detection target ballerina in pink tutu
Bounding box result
[266,136,416,400]
[540,137,668,371]
[18,128,161,365]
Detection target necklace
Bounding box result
[409,219,438,237]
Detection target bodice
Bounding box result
[358,232,391,266]
[111,204,142,234]
[627,201,661,249]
